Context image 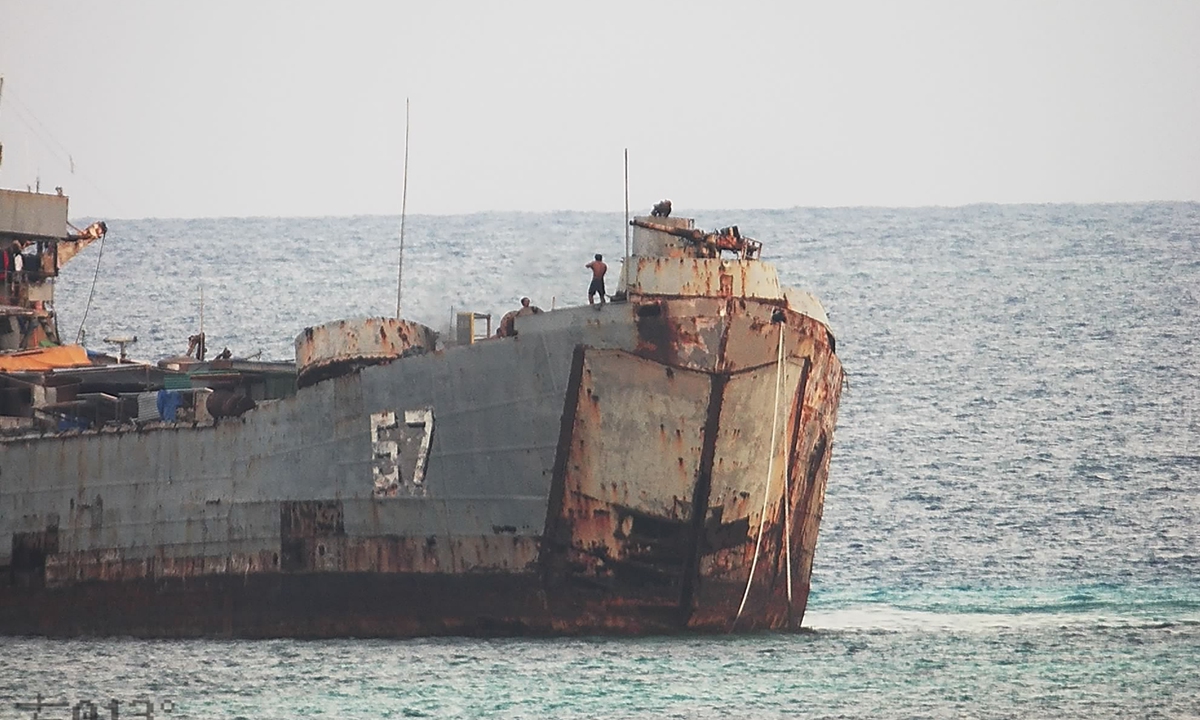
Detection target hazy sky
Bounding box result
[1,1,1197,219]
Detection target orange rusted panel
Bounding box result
[0,344,89,371]
[294,317,438,388]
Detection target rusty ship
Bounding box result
[0,188,843,637]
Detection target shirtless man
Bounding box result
[585,254,607,306]
[516,297,543,316]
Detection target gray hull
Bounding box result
[1,220,843,637]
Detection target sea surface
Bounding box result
[2,203,1198,718]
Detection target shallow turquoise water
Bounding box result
[2,203,1196,718]
[4,597,1198,718]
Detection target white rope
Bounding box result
[784,381,794,608]
[733,323,787,627]
[74,231,107,345]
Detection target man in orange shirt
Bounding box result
[585,254,607,306]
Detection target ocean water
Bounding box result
[2,203,1198,718]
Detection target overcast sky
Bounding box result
[1,1,1197,219]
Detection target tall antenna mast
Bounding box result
[395,98,410,318]
[623,148,630,264]
[0,75,6,169]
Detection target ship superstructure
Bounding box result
[1,188,106,353]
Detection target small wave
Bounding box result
[804,604,1199,633]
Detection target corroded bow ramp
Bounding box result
[542,217,841,632]
[0,215,841,637]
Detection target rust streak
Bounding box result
[540,343,588,573]
[677,371,727,625]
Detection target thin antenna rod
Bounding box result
[396,98,410,318]
[0,75,5,168]
[623,148,630,263]
[0,75,5,169]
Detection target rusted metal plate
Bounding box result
[279,534,541,575]
[703,360,805,536]
[538,346,716,629]
[628,297,833,377]
[280,500,345,571]
[784,287,831,327]
[295,317,438,388]
[631,297,726,373]
[38,531,540,583]
[719,301,820,374]
[625,257,783,300]
[692,359,804,616]
[570,349,708,517]
[549,348,711,595]
[9,525,59,587]
[692,333,842,631]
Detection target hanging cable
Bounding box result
[74,231,107,345]
[2,84,126,215]
[5,90,75,163]
[733,322,787,628]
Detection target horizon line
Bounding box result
[70,198,1200,224]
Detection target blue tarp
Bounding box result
[156,389,182,422]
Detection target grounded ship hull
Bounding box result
[1,218,842,637]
